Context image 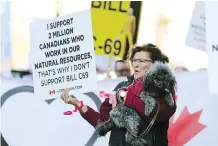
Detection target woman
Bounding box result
[60,43,177,146]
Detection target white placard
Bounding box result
[30,9,97,100]
[186,1,206,51]
[206,2,218,95]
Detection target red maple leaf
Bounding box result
[168,107,206,146]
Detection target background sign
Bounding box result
[30,10,97,100]
[91,1,142,59]
[206,2,218,95]
[186,1,206,51]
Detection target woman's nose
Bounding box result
[134,64,140,69]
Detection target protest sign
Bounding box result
[91,1,143,59]
[205,2,218,95]
[30,9,97,100]
[186,1,206,51]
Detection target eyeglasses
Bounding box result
[132,58,152,64]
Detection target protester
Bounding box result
[60,43,177,146]
[114,60,131,77]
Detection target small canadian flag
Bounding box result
[49,90,55,95]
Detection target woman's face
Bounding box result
[132,51,152,79]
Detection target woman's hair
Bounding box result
[128,43,169,63]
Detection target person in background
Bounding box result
[174,66,189,72]
[60,43,177,146]
[197,68,207,71]
[114,60,131,77]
